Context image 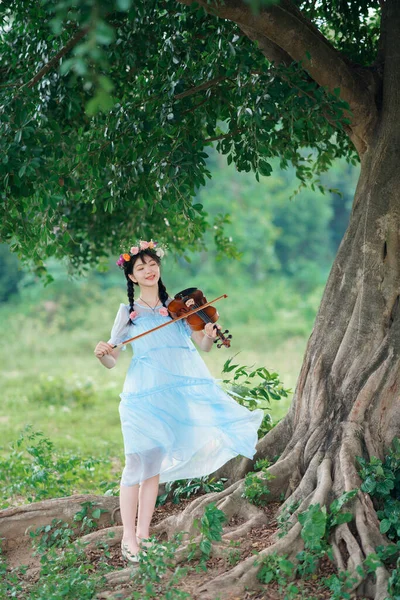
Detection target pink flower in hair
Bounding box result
[116,254,125,266]
[159,307,169,316]
[139,240,150,249]
[130,246,139,255]
[129,310,138,320]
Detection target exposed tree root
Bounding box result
[102,566,138,587]
[221,513,266,542]
[187,447,388,599]
[195,522,303,600]
[152,478,245,540]
[154,447,300,546]
[73,525,123,552]
[281,452,322,511]
[0,494,120,548]
[96,588,133,600]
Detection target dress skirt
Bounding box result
[108,302,265,486]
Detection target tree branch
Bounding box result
[237,25,292,66]
[175,74,235,99]
[20,27,89,91]
[177,0,379,154]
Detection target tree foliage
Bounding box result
[0,1,381,280]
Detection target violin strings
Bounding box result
[189,301,223,335]
[191,302,213,324]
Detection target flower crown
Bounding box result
[116,239,165,268]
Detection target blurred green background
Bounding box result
[0,149,358,478]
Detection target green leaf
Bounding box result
[361,477,376,494]
[298,504,327,551]
[117,0,132,10]
[380,519,391,534]
[330,489,357,514]
[199,538,212,555]
[258,160,272,177]
[95,21,116,45]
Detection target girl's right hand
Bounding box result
[94,341,114,358]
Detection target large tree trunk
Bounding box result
[154,4,400,597]
[151,128,400,600]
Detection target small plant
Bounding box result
[186,501,228,570]
[256,552,295,585]
[72,500,109,534]
[131,531,191,599]
[323,570,361,600]
[277,500,301,538]
[29,502,108,555]
[358,438,400,541]
[0,539,27,599]
[28,542,108,599]
[387,556,400,599]
[242,470,275,507]
[156,474,228,506]
[0,425,113,508]
[300,490,357,551]
[223,539,242,566]
[221,356,292,438]
[29,518,76,553]
[253,457,272,471]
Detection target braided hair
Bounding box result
[122,249,169,325]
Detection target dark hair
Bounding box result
[122,249,169,325]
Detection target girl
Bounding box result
[94,240,264,564]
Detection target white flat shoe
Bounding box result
[121,541,144,564]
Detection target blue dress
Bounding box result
[108,298,264,485]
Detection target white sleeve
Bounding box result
[107,303,131,351]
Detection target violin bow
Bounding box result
[111,294,228,349]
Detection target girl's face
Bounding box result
[129,254,160,289]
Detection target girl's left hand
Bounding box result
[204,322,222,338]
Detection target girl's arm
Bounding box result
[98,303,130,367]
[94,342,121,368]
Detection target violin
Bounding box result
[110,291,231,350]
[168,287,232,349]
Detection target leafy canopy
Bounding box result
[0,1,379,279]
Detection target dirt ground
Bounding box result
[3,491,346,600]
